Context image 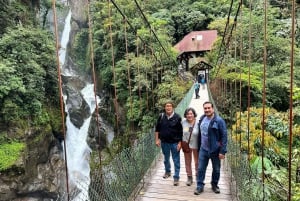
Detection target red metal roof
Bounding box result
[174,30,218,54]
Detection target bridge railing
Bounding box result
[58,85,195,201]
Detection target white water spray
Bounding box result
[59,10,91,200]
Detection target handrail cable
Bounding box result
[262,0,268,199]
[108,0,120,135]
[133,0,178,68]
[87,0,102,164]
[288,0,296,200]
[51,0,70,200]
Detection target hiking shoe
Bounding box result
[194,187,204,195]
[163,172,171,179]
[186,176,193,186]
[212,185,220,194]
[173,178,179,186]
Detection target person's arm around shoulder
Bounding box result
[218,117,228,159]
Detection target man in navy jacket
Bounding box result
[194,101,227,195]
[155,100,183,186]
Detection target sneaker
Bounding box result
[194,187,203,195]
[173,178,179,186]
[212,185,220,194]
[163,172,171,179]
[186,176,193,186]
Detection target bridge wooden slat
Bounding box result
[135,85,233,201]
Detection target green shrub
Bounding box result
[0,141,25,171]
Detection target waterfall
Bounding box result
[59,10,73,76]
[64,85,95,200]
[59,10,92,200]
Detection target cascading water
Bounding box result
[59,10,95,200]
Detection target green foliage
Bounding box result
[0,26,58,124]
[72,29,90,70]
[250,156,274,175]
[0,141,25,171]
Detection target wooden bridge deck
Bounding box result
[135,85,234,201]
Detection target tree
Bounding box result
[0,27,58,124]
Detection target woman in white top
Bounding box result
[182,107,199,186]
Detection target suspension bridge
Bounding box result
[43,0,299,200]
[6,0,300,201]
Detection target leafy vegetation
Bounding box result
[231,108,300,200]
[1,0,300,200]
[0,141,25,171]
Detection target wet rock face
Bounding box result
[0,130,66,201]
[65,84,91,128]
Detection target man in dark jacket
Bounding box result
[155,100,183,186]
[194,101,227,195]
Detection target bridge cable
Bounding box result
[215,0,234,67]
[149,41,156,108]
[109,0,164,68]
[51,0,70,200]
[87,0,102,165]
[108,0,120,136]
[144,44,149,110]
[214,0,240,78]
[288,0,296,200]
[247,0,253,162]
[133,0,178,68]
[237,2,244,195]
[123,18,134,132]
[233,22,240,199]
[238,0,243,153]
[262,0,268,199]
[136,36,143,113]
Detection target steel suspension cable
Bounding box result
[108,0,120,135]
[233,23,240,199]
[136,36,142,113]
[215,0,240,78]
[149,45,156,109]
[133,0,178,68]
[215,0,234,66]
[238,0,243,152]
[87,0,102,164]
[51,0,70,199]
[123,18,134,131]
[144,44,149,111]
[288,0,296,200]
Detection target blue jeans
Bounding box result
[196,147,221,189]
[161,142,180,179]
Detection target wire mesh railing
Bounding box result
[56,85,194,201]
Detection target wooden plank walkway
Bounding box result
[135,85,233,201]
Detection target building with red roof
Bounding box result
[174,30,217,82]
